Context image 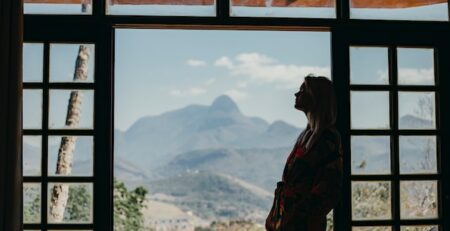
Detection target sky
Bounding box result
[114,29,331,130]
[23,28,437,132]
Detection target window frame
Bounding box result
[23,0,450,230]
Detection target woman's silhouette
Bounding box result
[266,75,343,231]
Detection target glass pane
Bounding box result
[115,29,331,229]
[351,136,390,175]
[50,44,95,83]
[24,0,92,14]
[350,0,448,21]
[49,90,94,129]
[400,180,438,219]
[400,136,437,174]
[351,91,390,129]
[398,92,436,129]
[23,89,43,129]
[398,48,435,85]
[23,135,42,176]
[230,0,335,18]
[353,227,392,231]
[352,181,391,220]
[24,183,41,223]
[350,47,389,85]
[48,136,93,176]
[401,226,439,231]
[23,43,44,82]
[107,0,215,16]
[48,183,93,223]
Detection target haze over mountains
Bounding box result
[114,95,301,181]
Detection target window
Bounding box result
[114,28,332,230]
[23,43,95,230]
[22,0,450,230]
[347,43,443,230]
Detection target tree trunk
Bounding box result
[49,45,90,222]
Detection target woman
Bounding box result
[266,75,343,231]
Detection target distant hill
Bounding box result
[157,147,290,190]
[143,171,272,222]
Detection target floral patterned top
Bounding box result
[267,128,343,231]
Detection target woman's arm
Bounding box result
[284,130,343,218]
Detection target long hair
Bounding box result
[298,75,338,151]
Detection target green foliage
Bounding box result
[65,185,91,222]
[114,178,148,231]
[23,186,40,223]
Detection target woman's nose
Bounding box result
[295,92,299,97]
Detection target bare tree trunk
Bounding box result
[49,45,90,222]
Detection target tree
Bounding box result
[65,185,92,222]
[114,178,148,231]
[49,45,91,222]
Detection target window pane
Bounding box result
[49,90,94,129]
[230,0,335,18]
[401,226,439,231]
[24,0,92,14]
[350,47,389,85]
[24,183,41,223]
[398,48,435,85]
[398,92,436,129]
[351,91,390,129]
[106,0,215,16]
[23,135,42,176]
[400,181,438,219]
[352,181,392,220]
[353,227,392,231]
[48,136,93,176]
[350,0,448,21]
[23,89,43,129]
[351,136,390,175]
[50,44,95,83]
[23,43,44,83]
[48,183,93,223]
[115,29,331,230]
[400,136,437,174]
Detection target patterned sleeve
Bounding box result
[285,130,343,219]
[285,130,339,186]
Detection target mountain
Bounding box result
[157,147,289,190]
[116,95,300,170]
[399,114,434,129]
[144,171,272,222]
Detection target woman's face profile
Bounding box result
[294,82,312,112]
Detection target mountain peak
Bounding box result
[210,95,240,114]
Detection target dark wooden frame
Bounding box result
[23,0,450,230]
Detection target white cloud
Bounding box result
[237,81,247,88]
[215,52,330,88]
[377,69,389,83]
[169,87,207,97]
[205,78,216,85]
[225,89,248,100]
[398,68,434,85]
[187,59,207,67]
[214,56,234,69]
